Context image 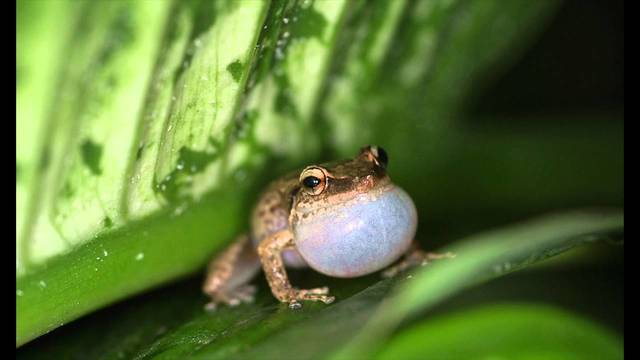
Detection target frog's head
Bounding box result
[290,146,417,277]
[292,145,390,212]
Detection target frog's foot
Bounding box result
[286,287,335,309]
[382,250,456,278]
[204,285,257,311]
[258,231,336,308]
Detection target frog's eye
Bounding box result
[299,166,328,195]
[360,145,389,169]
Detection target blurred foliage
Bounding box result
[376,304,622,360]
[17,0,622,356]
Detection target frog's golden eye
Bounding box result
[299,166,328,195]
[360,145,389,169]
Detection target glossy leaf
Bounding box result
[17,210,623,359]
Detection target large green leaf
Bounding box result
[376,304,623,360]
[333,210,623,359]
[17,0,622,350]
[16,210,623,358]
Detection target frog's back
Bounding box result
[250,175,295,242]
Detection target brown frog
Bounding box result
[203,146,452,309]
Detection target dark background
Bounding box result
[465,0,623,335]
[471,0,623,118]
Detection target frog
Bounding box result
[202,145,453,310]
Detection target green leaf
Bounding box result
[376,303,623,360]
[334,210,623,359]
[16,188,246,347]
[16,210,623,358]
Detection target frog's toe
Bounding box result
[289,294,336,310]
[304,286,330,295]
[318,294,335,304]
[204,285,257,311]
[233,285,257,302]
[295,294,335,304]
[381,266,400,278]
[224,286,256,306]
[290,289,335,304]
[381,258,416,278]
[382,251,457,279]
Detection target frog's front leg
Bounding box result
[257,230,335,308]
[382,241,456,278]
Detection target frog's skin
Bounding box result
[202,146,453,309]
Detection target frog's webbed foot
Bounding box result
[204,285,257,311]
[382,244,456,278]
[285,287,335,309]
[258,231,336,309]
